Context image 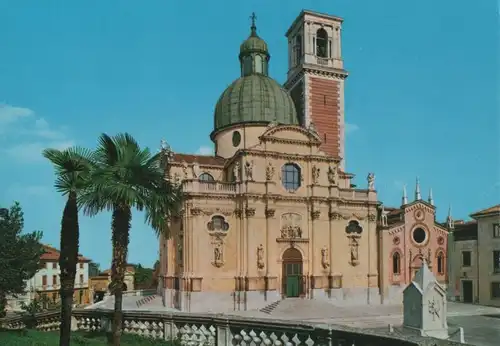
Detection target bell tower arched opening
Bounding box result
[282,247,303,298]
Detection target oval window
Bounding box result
[232,131,241,147]
[413,227,426,244]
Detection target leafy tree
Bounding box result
[43,147,94,346]
[0,203,44,318]
[133,264,154,289]
[89,261,101,277]
[80,133,182,346]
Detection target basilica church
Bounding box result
[158,10,450,312]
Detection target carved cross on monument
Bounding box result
[428,298,440,321]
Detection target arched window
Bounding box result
[345,220,363,235]
[316,28,328,58]
[207,215,229,232]
[254,54,263,74]
[281,163,301,191]
[199,173,214,182]
[437,252,445,274]
[392,252,401,274]
[294,35,302,65]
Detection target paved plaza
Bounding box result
[91,295,500,346]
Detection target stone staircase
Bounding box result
[136,295,158,308]
[259,300,282,314]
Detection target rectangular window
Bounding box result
[462,251,471,267]
[52,275,57,286]
[46,262,49,269]
[42,275,47,286]
[52,262,57,269]
[494,224,500,238]
[492,282,500,299]
[79,274,84,284]
[79,263,84,269]
[493,251,500,273]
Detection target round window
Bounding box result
[413,228,426,244]
[232,131,241,147]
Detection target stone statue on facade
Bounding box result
[245,160,254,181]
[257,244,265,270]
[321,246,330,269]
[192,161,200,179]
[281,225,302,239]
[233,161,240,182]
[312,165,320,185]
[182,161,189,179]
[213,242,223,267]
[349,237,359,265]
[265,161,275,181]
[327,163,338,185]
[173,173,181,186]
[367,172,375,190]
[380,205,388,227]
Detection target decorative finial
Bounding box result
[402,184,408,205]
[250,12,257,35]
[428,188,434,205]
[447,204,454,230]
[415,176,421,201]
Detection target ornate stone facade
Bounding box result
[157,10,447,313]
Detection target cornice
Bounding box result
[243,149,341,163]
[303,66,348,80]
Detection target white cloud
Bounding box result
[0,104,34,127]
[0,104,74,163]
[5,140,75,162]
[196,145,214,155]
[345,123,359,134]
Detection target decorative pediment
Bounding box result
[259,124,322,146]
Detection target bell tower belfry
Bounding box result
[284,10,348,168]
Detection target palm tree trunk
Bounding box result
[110,204,131,346]
[59,191,79,346]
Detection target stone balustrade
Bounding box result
[0,309,471,346]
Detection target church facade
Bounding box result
[158,10,449,312]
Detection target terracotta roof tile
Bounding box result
[172,153,226,166]
[40,245,91,262]
[470,204,500,218]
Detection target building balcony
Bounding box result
[182,180,236,195]
[303,54,344,70]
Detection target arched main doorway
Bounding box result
[282,247,303,298]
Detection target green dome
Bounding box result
[212,15,299,134]
[213,74,299,132]
[240,34,268,56]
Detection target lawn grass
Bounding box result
[0,329,180,345]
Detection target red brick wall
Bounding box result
[308,77,341,158]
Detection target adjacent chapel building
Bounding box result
[158,10,449,312]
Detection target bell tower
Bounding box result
[284,10,348,168]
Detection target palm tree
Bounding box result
[43,147,94,346]
[80,133,182,346]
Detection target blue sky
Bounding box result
[0,0,498,269]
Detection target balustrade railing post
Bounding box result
[100,314,111,333]
[216,318,231,346]
[163,316,175,342]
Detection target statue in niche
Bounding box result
[182,161,189,179]
[321,246,330,269]
[367,173,375,190]
[245,160,254,181]
[312,165,320,185]
[233,162,240,182]
[213,242,223,267]
[192,162,200,178]
[257,244,265,269]
[327,163,338,185]
[380,205,388,227]
[350,237,359,265]
[265,162,275,181]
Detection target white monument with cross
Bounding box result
[402,259,449,339]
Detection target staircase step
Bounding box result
[259,300,282,314]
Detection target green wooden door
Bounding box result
[285,263,301,297]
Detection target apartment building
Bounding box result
[448,205,500,306]
[6,244,91,311]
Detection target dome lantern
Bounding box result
[212,14,299,137]
[239,13,270,77]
